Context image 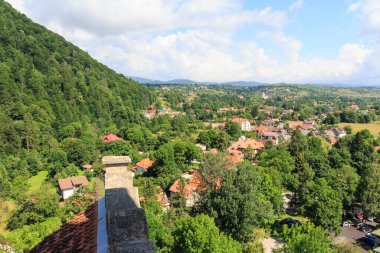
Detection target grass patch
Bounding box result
[0,200,16,237]
[27,170,48,193]
[338,122,380,136]
[90,177,105,197]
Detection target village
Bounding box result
[49,84,380,253]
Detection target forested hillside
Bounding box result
[0,1,154,249]
[0,0,154,156]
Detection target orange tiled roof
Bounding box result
[231,118,249,124]
[169,179,181,193]
[82,164,92,170]
[227,153,243,164]
[256,125,267,132]
[29,203,98,253]
[103,133,124,142]
[156,192,170,206]
[136,158,154,170]
[227,138,265,153]
[169,172,202,195]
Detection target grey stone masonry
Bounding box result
[103,156,155,253]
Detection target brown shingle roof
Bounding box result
[29,202,98,253]
[58,176,89,191]
[58,178,74,190]
[71,176,89,186]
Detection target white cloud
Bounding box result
[347,1,362,12]
[289,0,304,11]
[348,0,380,34]
[256,31,302,62]
[4,0,378,84]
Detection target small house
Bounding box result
[262,131,280,145]
[135,158,154,173]
[58,176,89,200]
[231,118,251,131]
[82,164,93,172]
[169,172,202,207]
[103,133,124,142]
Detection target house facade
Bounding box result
[58,176,89,200]
[231,118,251,131]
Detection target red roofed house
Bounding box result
[256,125,267,133]
[82,164,93,172]
[103,133,124,142]
[169,172,202,207]
[227,152,244,164]
[227,138,265,161]
[143,105,157,119]
[288,121,316,131]
[156,187,170,211]
[262,132,280,145]
[58,176,89,200]
[135,158,154,172]
[231,118,251,131]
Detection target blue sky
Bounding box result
[6,0,380,85]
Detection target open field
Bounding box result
[338,122,380,136]
[27,170,48,193]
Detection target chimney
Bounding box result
[102,156,155,253]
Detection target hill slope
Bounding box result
[0,0,154,155]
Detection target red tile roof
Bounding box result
[58,176,89,191]
[136,158,154,170]
[227,138,265,152]
[82,164,92,170]
[103,133,124,142]
[231,118,249,124]
[71,176,89,186]
[169,172,202,196]
[29,202,98,253]
[227,153,243,164]
[58,178,74,190]
[256,125,267,132]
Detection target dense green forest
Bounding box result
[0,0,154,250]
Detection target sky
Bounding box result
[5,0,380,85]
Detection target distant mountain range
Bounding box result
[130,76,380,88]
[129,76,268,86]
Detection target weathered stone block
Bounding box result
[107,209,149,243]
[102,156,132,166]
[105,170,133,189]
[105,187,140,211]
[110,239,156,253]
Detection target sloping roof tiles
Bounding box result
[103,133,124,142]
[136,158,154,170]
[58,178,74,190]
[58,176,89,191]
[29,202,98,253]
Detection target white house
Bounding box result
[231,118,251,131]
[58,176,89,200]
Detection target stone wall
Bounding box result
[102,156,155,253]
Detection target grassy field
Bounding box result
[338,122,380,136]
[27,170,48,193]
[0,200,16,237]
